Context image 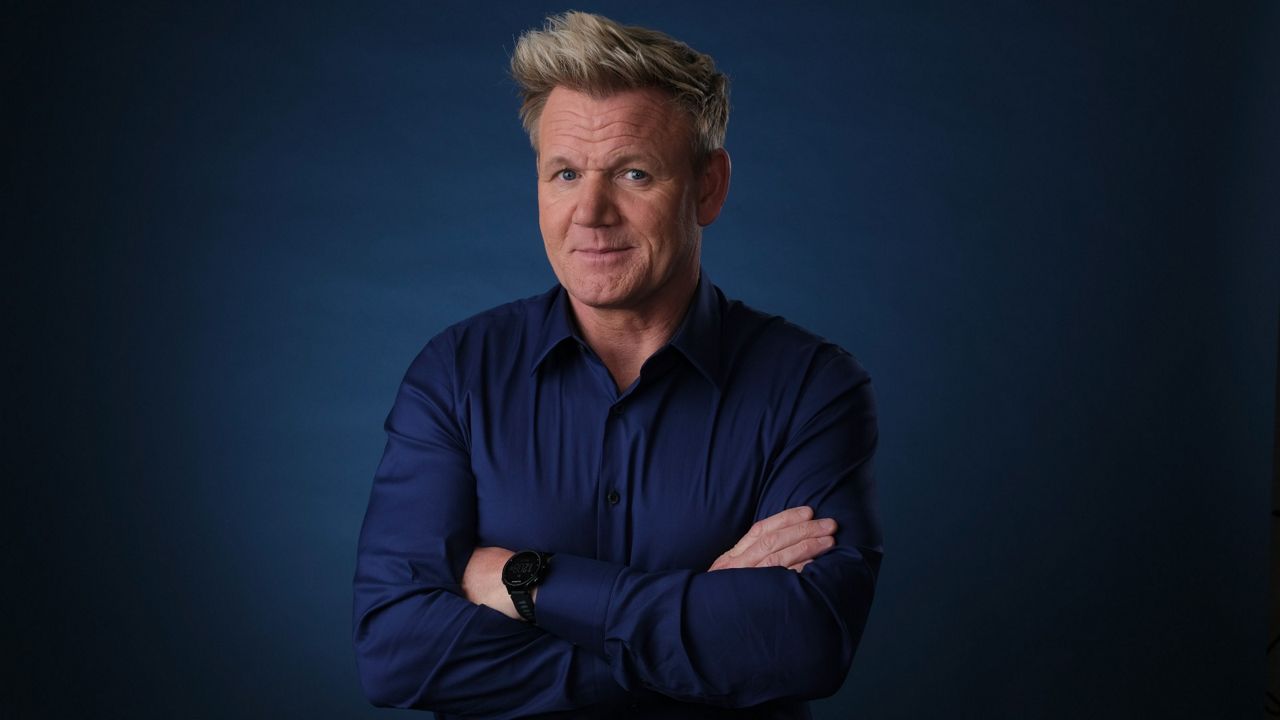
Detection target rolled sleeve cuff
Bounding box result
[536,553,620,658]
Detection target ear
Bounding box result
[695,148,732,227]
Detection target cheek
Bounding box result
[638,197,695,246]
[537,196,567,242]
[624,195,671,233]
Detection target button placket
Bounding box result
[605,405,623,508]
[596,398,630,562]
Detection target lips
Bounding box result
[575,247,630,254]
[571,246,633,266]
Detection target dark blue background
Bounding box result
[8,1,1278,717]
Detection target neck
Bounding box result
[569,270,699,392]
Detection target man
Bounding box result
[353,11,881,719]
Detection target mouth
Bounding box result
[575,247,630,255]
[572,245,634,258]
[571,246,634,267]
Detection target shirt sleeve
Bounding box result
[351,335,629,717]
[534,349,882,707]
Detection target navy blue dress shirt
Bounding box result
[353,272,882,719]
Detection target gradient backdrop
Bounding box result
[7,1,1279,718]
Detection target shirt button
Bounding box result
[610,404,624,417]
[606,490,620,506]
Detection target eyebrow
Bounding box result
[539,153,667,173]
[539,155,576,171]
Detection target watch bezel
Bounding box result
[502,550,549,589]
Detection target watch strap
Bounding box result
[509,588,536,623]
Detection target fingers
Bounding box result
[760,533,834,570]
[709,507,839,572]
[743,517,836,565]
[725,506,814,558]
[750,505,815,539]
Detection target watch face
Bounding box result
[503,553,543,587]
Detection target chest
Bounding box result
[466,358,773,571]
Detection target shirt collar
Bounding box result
[666,271,722,389]
[529,270,723,389]
[529,284,580,374]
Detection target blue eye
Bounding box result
[557,169,578,181]
[623,169,649,181]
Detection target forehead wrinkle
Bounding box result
[541,115,671,144]
[542,100,674,136]
[548,131,651,146]
[545,97,671,125]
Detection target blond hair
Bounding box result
[510,11,729,163]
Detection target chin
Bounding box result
[566,286,632,310]
[561,270,640,308]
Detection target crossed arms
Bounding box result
[352,342,881,717]
[462,504,841,623]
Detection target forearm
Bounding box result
[458,534,868,706]
[533,546,878,707]
[353,570,624,717]
[353,456,630,717]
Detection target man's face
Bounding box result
[536,86,706,313]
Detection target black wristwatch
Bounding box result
[502,550,552,623]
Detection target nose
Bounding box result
[571,174,619,227]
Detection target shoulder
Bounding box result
[435,288,556,350]
[714,289,878,461]
[718,291,871,392]
[404,287,558,384]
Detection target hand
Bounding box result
[708,506,837,573]
[461,546,524,620]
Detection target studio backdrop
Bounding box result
[8,1,1279,718]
